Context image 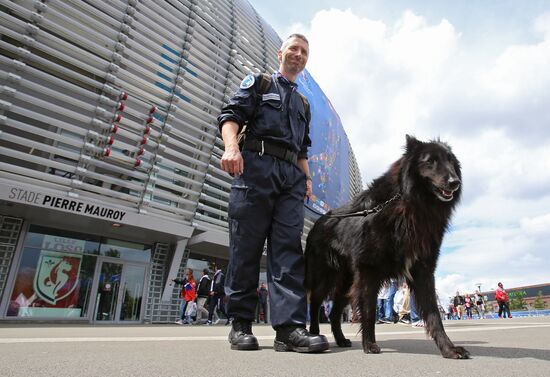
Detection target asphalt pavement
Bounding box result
[1,316,549,377]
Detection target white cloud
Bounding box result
[534,11,550,37]
[521,213,550,239]
[294,8,550,297]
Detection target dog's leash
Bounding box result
[310,193,401,219]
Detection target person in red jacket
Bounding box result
[173,268,196,324]
[495,282,512,318]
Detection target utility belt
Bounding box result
[242,139,298,166]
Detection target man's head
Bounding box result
[203,268,209,275]
[498,282,503,288]
[278,34,309,81]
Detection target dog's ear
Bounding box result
[405,134,419,151]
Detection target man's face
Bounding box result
[278,37,309,75]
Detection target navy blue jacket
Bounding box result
[217,72,311,159]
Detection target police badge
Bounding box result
[240,74,255,89]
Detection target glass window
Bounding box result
[26,225,100,254]
[120,265,146,321]
[7,225,151,320]
[185,257,211,281]
[99,239,151,263]
[7,247,96,318]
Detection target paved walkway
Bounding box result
[1,316,549,376]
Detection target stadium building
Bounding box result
[0,0,362,324]
[482,283,550,312]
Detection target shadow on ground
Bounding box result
[326,339,550,361]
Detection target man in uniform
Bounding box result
[217,34,329,353]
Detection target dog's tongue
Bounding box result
[441,189,453,198]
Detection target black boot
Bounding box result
[274,326,329,353]
[228,319,259,351]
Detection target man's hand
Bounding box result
[220,121,244,175]
[305,178,312,199]
[220,143,243,176]
[297,158,312,200]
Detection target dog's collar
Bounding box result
[325,193,401,219]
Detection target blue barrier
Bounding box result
[483,309,550,319]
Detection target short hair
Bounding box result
[203,268,209,275]
[281,34,309,50]
[287,33,308,44]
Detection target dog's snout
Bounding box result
[448,177,461,190]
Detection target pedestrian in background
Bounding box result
[173,268,195,325]
[207,264,229,325]
[256,282,269,324]
[495,282,512,318]
[453,291,465,320]
[474,290,485,319]
[195,268,211,324]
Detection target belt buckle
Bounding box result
[259,140,264,156]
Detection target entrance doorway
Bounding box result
[93,259,147,323]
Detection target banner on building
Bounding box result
[297,69,351,214]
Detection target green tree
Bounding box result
[533,291,547,310]
[509,291,528,310]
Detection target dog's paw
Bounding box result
[336,338,352,347]
[442,346,470,359]
[363,342,381,354]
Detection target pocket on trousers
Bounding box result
[228,184,249,219]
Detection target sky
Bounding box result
[249,0,550,302]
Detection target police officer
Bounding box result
[217,34,329,353]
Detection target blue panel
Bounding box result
[160,53,179,65]
[297,69,351,214]
[162,44,180,57]
[156,71,172,82]
[158,62,174,73]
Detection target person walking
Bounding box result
[217,33,328,352]
[495,282,512,318]
[194,268,211,324]
[207,264,229,325]
[376,282,390,324]
[474,290,485,319]
[173,268,195,325]
[256,282,269,324]
[453,291,465,320]
[464,294,473,320]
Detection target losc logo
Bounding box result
[33,252,82,305]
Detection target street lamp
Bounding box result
[475,283,482,293]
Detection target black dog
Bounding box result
[305,135,469,359]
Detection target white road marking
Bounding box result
[0,323,549,344]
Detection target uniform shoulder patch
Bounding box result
[240,74,255,89]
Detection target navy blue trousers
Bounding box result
[225,150,307,328]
